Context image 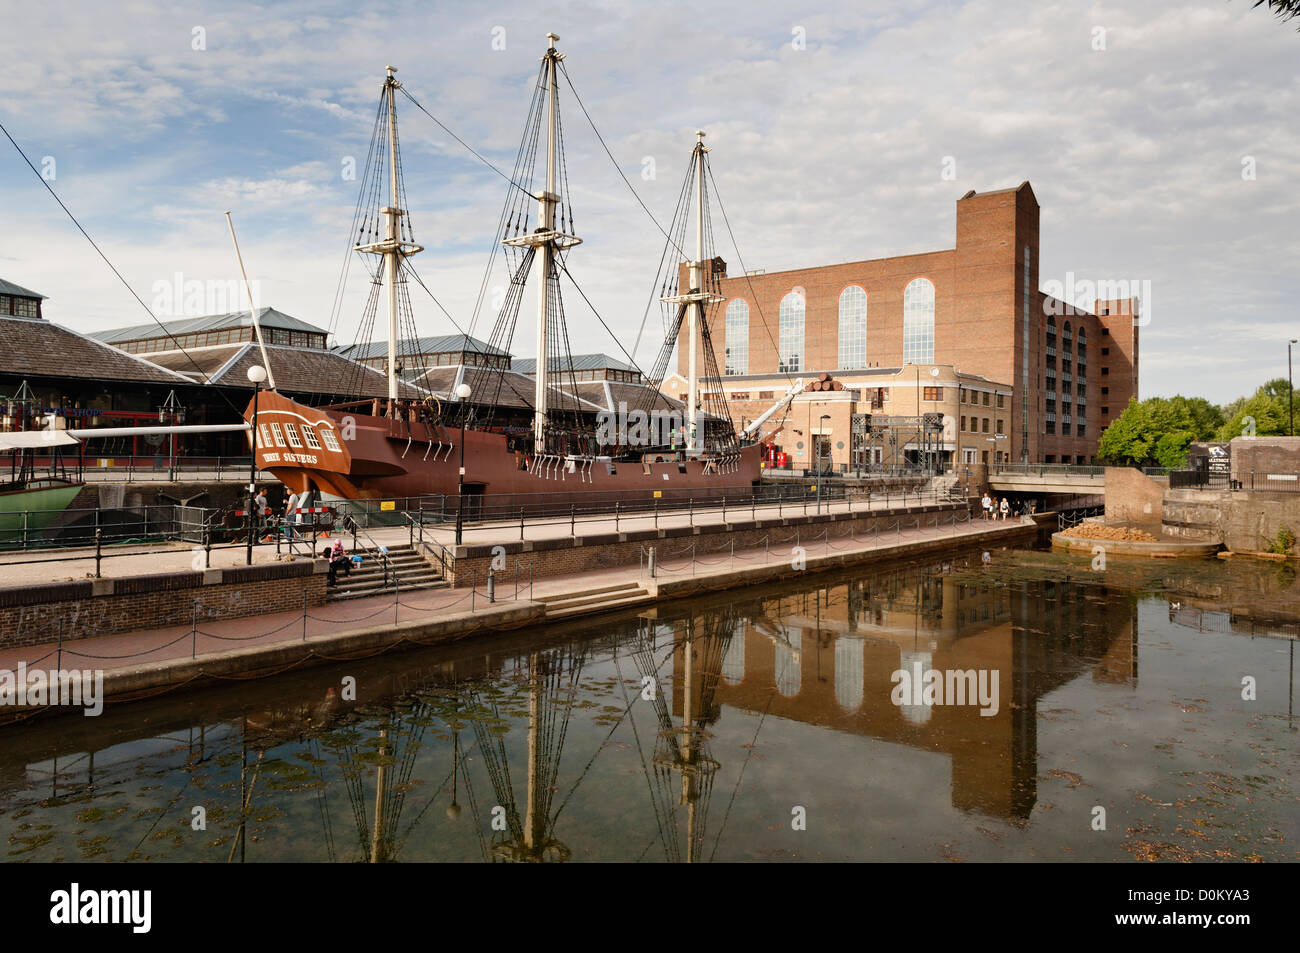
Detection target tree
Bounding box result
[1251,0,1300,29]
[1097,395,1225,467]
[1218,378,1295,440]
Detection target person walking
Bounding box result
[254,487,268,533]
[284,490,299,540]
[981,492,992,520]
[999,496,1010,521]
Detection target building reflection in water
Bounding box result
[0,553,1182,861]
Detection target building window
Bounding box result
[283,423,303,448]
[1046,316,1057,353]
[1101,406,1109,416]
[758,391,774,400]
[320,428,342,452]
[1077,422,1086,437]
[996,419,1004,434]
[982,392,990,406]
[837,286,867,370]
[922,386,942,401]
[982,418,989,433]
[996,394,1004,409]
[724,299,749,375]
[12,297,37,318]
[1062,321,1073,354]
[1101,386,1109,395]
[1101,347,1110,355]
[269,422,287,447]
[1102,367,1109,376]
[778,291,804,373]
[959,387,966,403]
[902,277,934,364]
[259,424,273,447]
[960,416,966,432]
[300,424,322,450]
[1045,412,1056,435]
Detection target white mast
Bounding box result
[503,34,581,452]
[688,132,705,453]
[661,133,721,456]
[356,67,423,413]
[534,35,559,448]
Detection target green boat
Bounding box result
[0,428,85,546]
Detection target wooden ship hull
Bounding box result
[247,390,760,504]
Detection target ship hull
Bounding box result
[246,392,761,505]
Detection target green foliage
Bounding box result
[1097,395,1225,467]
[1264,526,1296,556]
[1218,378,1297,441]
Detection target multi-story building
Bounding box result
[674,182,1140,464]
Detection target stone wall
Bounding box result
[1162,489,1300,553]
[1230,436,1300,487]
[1104,466,1165,524]
[443,501,968,587]
[0,560,328,647]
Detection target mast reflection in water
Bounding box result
[1,548,1295,862]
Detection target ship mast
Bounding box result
[661,133,722,456]
[356,66,423,412]
[501,34,582,451]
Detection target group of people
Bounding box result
[980,491,1012,520]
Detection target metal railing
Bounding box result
[991,462,1105,477]
[1167,470,1300,493]
[20,454,265,483]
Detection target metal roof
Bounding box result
[0,278,46,300]
[337,334,510,361]
[512,353,641,375]
[88,307,327,344]
[0,315,194,384]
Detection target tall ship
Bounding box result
[247,35,770,504]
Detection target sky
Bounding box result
[0,0,1296,405]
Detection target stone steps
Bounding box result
[326,544,447,602]
[539,581,651,620]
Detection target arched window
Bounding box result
[1062,320,1073,353]
[774,627,801,697]
[837,286,867,370]
[902,278,934,364]
[834,638,864,711]
[724,299,749,376]
[721,621,745,685]
[778,291,804,373]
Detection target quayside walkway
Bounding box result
[0,513,1036,716]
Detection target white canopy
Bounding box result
[0,431,81,450]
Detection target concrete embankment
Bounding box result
[0,510,1035,719]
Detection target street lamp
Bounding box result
[246,365,267,566]
[817,413,830,514]
[1289,340,1297,438]
[454,381,471,545]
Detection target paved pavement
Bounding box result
[0,514,1027,677]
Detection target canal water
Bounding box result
[2,545,1296,862]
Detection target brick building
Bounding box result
[674,182,1140,465]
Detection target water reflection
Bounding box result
[1,547,1295,862]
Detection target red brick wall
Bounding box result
[672,182,1139,464]
[0,561,328,647]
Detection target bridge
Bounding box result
[987,463,1112,494]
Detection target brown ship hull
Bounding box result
[245,391,761,504]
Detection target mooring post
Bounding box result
[529,564,533,600]
[570,504,576,537]
[394,575,400,625]
[488,570,496,604]
[614,500,619,532]
[515,562,520,599]
[302,590,308,641]
[689,497,693,527]
[57,618,64,671]
[95,528,102,578]
[191,601,197,659]
[722,495,727,522]
[472,569,477,611]
[654,501,659,529]
[648,546,657,579]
